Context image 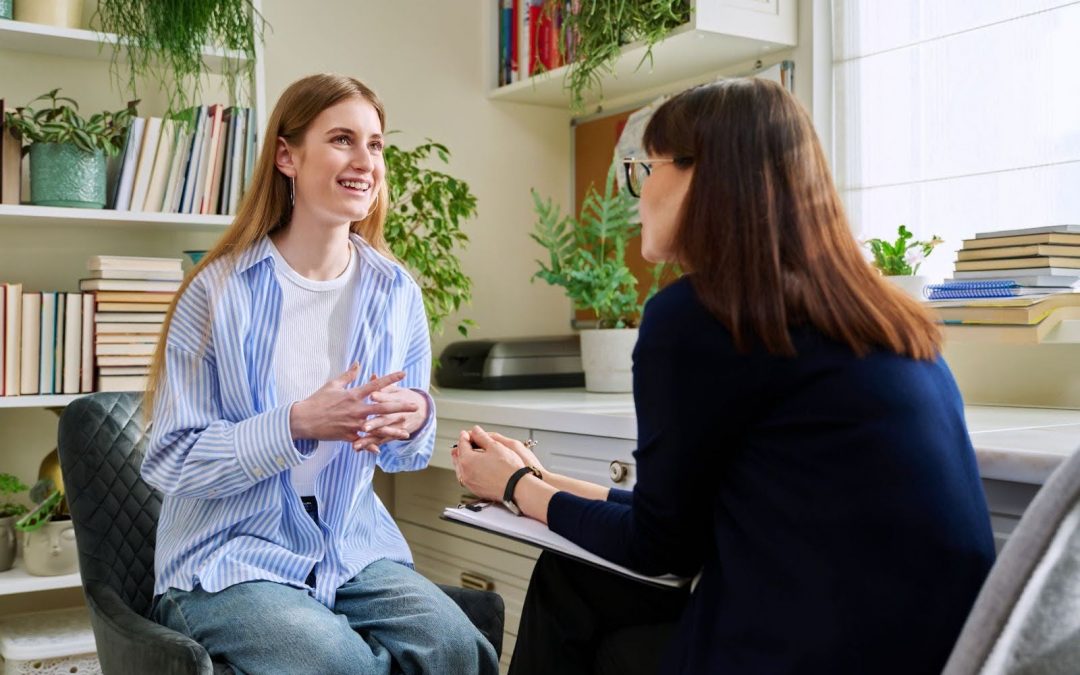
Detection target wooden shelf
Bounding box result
[0,18,248,73]
[0,204,230,230]
[488,0,797,109]
[0,558,81,596]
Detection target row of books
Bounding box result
[111,105,256,216]
[0,256,181,396]
[927,225,1080,344]
[497,0,576,86]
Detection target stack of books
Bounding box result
[947,225,1080,289]
[928,287,1080,344]
[927,225,1080,344]
[0,283,93,396]
[80,256,182,392]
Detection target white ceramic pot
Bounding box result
[14,0,83,28]
[23,518,78,576]
[579,328,638,393]
[885,274,929,301]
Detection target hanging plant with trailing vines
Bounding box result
[93,0,266,113]
[556,0,691,112]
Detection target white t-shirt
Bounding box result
[269,239,360,497]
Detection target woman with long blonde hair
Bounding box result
[142,73,498,674]
[454,78,995,674]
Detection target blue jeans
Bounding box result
[151,560,498,674]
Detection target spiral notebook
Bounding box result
[441,503,689,589]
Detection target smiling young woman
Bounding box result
[141,74,498,675]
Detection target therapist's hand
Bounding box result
[452,426,524,501]
[488,432,546,476]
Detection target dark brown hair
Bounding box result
[643,78,940,359]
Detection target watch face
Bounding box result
[503,500,522,516]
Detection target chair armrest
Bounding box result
[437,583,505,658]
[85,582,215,675]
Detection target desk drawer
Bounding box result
[532,430,637,489]
[395,468,539,558]
[431,418,530,471]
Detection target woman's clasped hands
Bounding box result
[289,362,429,453]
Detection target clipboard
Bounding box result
[441,503,689,589]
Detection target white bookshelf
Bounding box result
[0,559,81,596]
[0,394,83,409]
[0,18,248,73]
[0,5,266,612]
[0,204,231,230]
[488,0,797,109]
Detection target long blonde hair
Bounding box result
[145,73,392,418]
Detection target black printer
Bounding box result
[435,335,585,390]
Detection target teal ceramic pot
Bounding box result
[29,142,107,209]
[184,250,207,265]
[0,0,12,20]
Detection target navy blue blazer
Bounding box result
[548,276,995,674]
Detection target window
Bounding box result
[833,1,1080,281]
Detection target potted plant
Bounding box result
[93,0,265,113]
[0,473,29,572]
[4,89,136,209]
[384,138,478,338]
[530,161,664,392]
[15,477,76,576]
[555,0,691,112]
[865,225,944,301]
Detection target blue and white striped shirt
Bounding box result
[143,233,435,608]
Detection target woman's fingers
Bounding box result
[361,413,407,433]
[355,371,406,397]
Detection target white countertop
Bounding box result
[433,388,1080,485]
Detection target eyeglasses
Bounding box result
[622,156,692,198]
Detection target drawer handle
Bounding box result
[460,571,495,592]
[609,460,630,484]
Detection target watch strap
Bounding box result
[503,466,541,514]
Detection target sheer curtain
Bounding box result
[832,1,1080,282]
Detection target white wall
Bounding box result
[259,0,573,355]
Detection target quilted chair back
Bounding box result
[56,392,158,617]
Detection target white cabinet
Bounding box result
[488,0,798,109]
[532,430,637,490]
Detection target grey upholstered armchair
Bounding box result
[57,392,504,674]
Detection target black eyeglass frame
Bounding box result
[621,156,693,198]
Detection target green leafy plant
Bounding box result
[384,139,477,337]
[556,0,691,112]
[93,0,266,113]
[14,478,64,533]
[3,89,137,156]
[864,225,945,276]
[530,161,663,328]
[0,474,29,520]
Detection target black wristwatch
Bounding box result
[502,466,542,516]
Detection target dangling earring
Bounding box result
[289,177,295,206]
